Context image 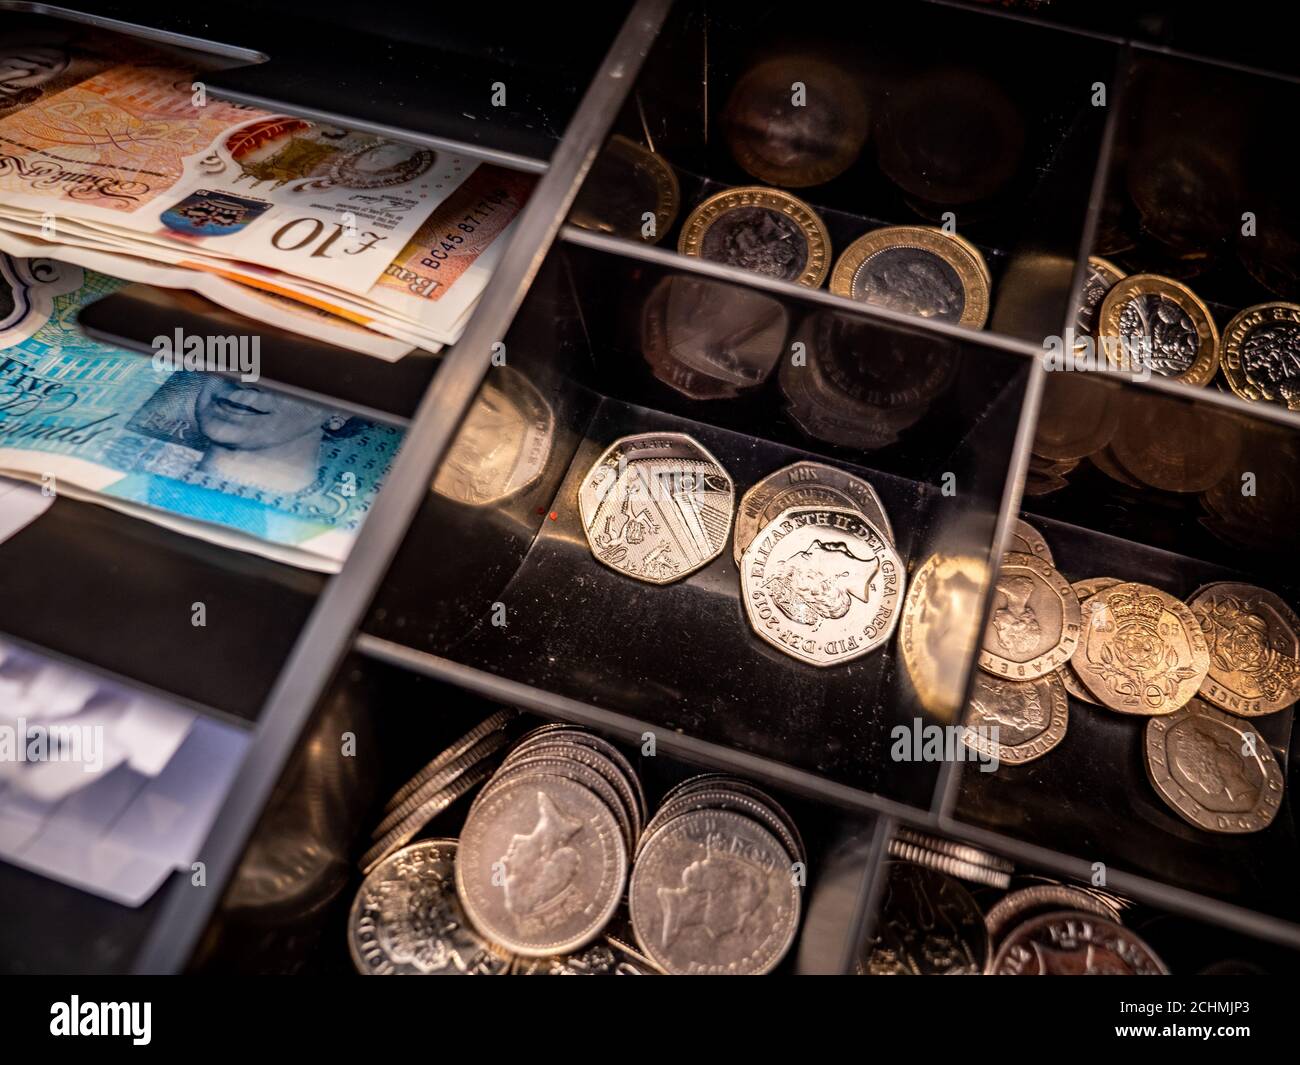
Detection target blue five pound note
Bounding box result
[0,254,403,568]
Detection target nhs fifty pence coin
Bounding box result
[740,505,904,667]
[578,432,735,585]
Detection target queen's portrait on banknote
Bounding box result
[0,253,401,569]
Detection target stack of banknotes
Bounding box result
[0,31,534,358]
[1,255,401,571]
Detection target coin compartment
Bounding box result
[948,372,1300,929]
[570,0,1117,343]
[192,656,882,974]
[363,236,1037,808]
[1084,49,1300,338]
[857,827,1300,974]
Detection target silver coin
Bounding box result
[740,505,905,666]
[629,807,800,975]
[892,827,1013,873]
[861,862,988,975]
[512,728,648,826]
[578,432,735,585]
[1145,699,1284,833]
[372,730,510,838]
[511,937,659,975]
[985,885,1122,947]
[360,762,494,874]
[348,840,511,975]
[505,745,641,847]
[659,775,806,867]
[475,756,634,855]
[640,789,801,870]
[457,774,628,957]
[433,367,553,506]
[991,911,1168,975]
[733,461,894,565]
[884,841,1011,889]
[383,709,515,813]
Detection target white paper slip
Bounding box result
[0,476,51,545]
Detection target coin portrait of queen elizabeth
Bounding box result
[498,791,584,919]
[1167,719,1260,813]
[762,538,880,630]
[656,853,768,949]
[989,575,1043,658]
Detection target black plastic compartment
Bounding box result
[4,1,630,169]
[1089,49,1300,377]
[80,286,434,425]
[950,372,1300,927]
[572,0,1117,343]
[857,823,1300,974]
[193,656,881,975]
[363,236,1036,809]
[5,0,1300,977]
[0,497,321,722]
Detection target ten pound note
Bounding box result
[0,41,534,358]
[0,254,402,570]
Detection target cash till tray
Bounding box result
[1,0,1298,974]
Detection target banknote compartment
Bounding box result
[0,495,322,723]
[566,0,1117,344]
[948,371,1300,929]
[192,655,883,974]
[0,2,628,169]
[364,236,1036,811]
[0,5,268,70]
[78,284,436,424]
[857,826,1300,973]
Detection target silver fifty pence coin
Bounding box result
[733,460,895,565]
[578,432,735,584]
[348,840,512,975]
[433,368,554,506]
[740,505,905,666]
